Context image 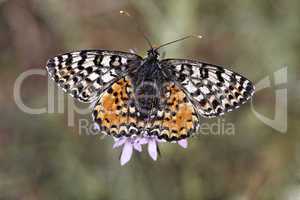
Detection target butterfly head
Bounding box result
[147,48,160,60]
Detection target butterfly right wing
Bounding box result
[160,59,255,118]
[46,50,142,103]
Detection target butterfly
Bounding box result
[46,38,255,142]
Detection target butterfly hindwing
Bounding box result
[151,82,199,141]
[92,77,199,141]
[92,76,139,137]
[46,50,142,102]
[160,59,255,118]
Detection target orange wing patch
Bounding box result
[153,83,199,141]
[93,77,138,137]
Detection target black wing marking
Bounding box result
[160,59,255,118]
[46,50,142,103]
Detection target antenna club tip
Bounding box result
[193,34,203,39]
[119,10,130,16]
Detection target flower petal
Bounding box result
[133,143,142,152]
[92,123,100,132]
[177,139,188,148]
[113,137,127,149]
[120,142,133,165]
[148,139,158,161]
[138,137,149,145]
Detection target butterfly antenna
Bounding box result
[119,10,153,49]
[155,34,202,51]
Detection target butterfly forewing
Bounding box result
[160,59,255,118]
[46,50,142,102]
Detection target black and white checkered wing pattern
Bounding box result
[46,50,142,103]
[161,59,255,118]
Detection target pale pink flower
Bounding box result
[113,135,189,165]
[177,139,188,148]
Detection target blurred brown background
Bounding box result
[0,0,299,199]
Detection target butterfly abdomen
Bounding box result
[127,59,166,114]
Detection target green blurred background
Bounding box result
[0,0,299,199]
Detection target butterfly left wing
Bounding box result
[46,50,142,102]
[160,59,255,118]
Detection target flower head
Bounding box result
[113,135,188,165]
